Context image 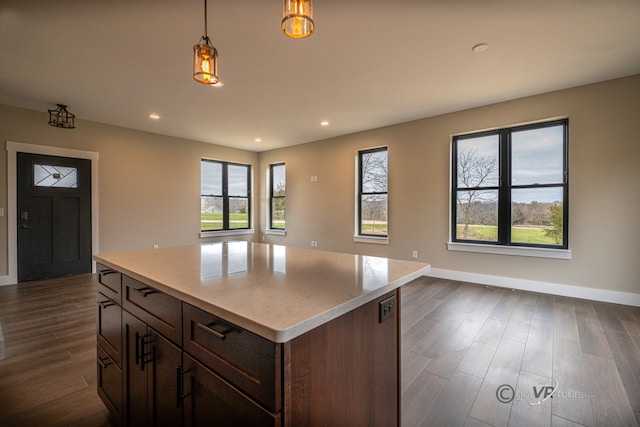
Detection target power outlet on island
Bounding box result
[379,295,396,323]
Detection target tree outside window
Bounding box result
[452,120,568,248]
[358,147,388,237]
[201,160,251,231]
[270,163,286,230]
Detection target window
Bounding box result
[358,147,388,237]
[270,163,286,230]
[201,160,251,231]
[452,119,568,249]
[34,164,78,188]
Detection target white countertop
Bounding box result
[94,242,430,343]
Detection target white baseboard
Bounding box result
[426,268,640,307]
[0,275,15,286]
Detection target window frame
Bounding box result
[357,146,389,239]
[269,162,286,231]
[451,119,569,250]
[200,159,251,233]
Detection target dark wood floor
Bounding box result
[0,274,112,427]
[402,276,640,427]
[0,274,638,426]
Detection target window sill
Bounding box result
[200,229,254,238]
[265,229,286,236]
[354,235,389,245]
[447,242,571,259]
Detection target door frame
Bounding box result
[2,141,99,285]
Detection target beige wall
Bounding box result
[2,75,639,295]
[0,105,259,277]
[259,75,640,295]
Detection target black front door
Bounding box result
[17,152,92,282]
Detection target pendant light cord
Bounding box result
[203,0,208,39]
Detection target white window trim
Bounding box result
[447,241,571,259]
[353,235,389,245]
[265,229,286,236]
[200,229,254,239]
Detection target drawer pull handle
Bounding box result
[98,356,112,369]
[135,332,153,371]
[176,365,191,408]
[100,270,117,276]
[197,322,233,340]
[98,300,115,309]
[133,287,158,297]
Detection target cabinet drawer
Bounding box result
[183,303,281,412]
[97,293,122,368]
[183,353,281,427]
[123,276,182,345]
[97,263,122,304]
[97,345,123,425]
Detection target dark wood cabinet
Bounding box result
[97,263,122,304]
[182,353,281,427]
[97,265,401,426]
[122,276,182,345]
[183,303,281,412]
[283,291,400,426]
[97,345,123,422]
[97,293,122,368]
[123,308,182,427]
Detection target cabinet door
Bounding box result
[97,263,122,304]
[182,354,280,427]
[123,311,149,427]
[97,293,122,367]
[97,345,123,425]
[149,330,182,427]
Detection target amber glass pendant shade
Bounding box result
[193,38,219,85]
[282,0,314,39]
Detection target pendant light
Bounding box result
[48,104,76,129]
[193,0,220,85]
[282,0,314,39]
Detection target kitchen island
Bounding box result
[94,241,430,426]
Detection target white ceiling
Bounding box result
[1,0,639,152]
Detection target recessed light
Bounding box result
[320,120,330,126]
[472,43,489,53]
[255,138,262,143]
[148,113,161,120]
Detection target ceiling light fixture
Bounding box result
[472,43,489,53]
[282,0,314,39]
[148,113,161,120]
[193,0,220,85]
[320,120,329,126]
[47,104,75,129]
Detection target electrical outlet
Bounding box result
[379,295,396,323]
[412,250,418,259]
[311,241,318,248]
[153,244,159,249]
[0,208,4,217]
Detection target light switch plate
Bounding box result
[0,208,4,217]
